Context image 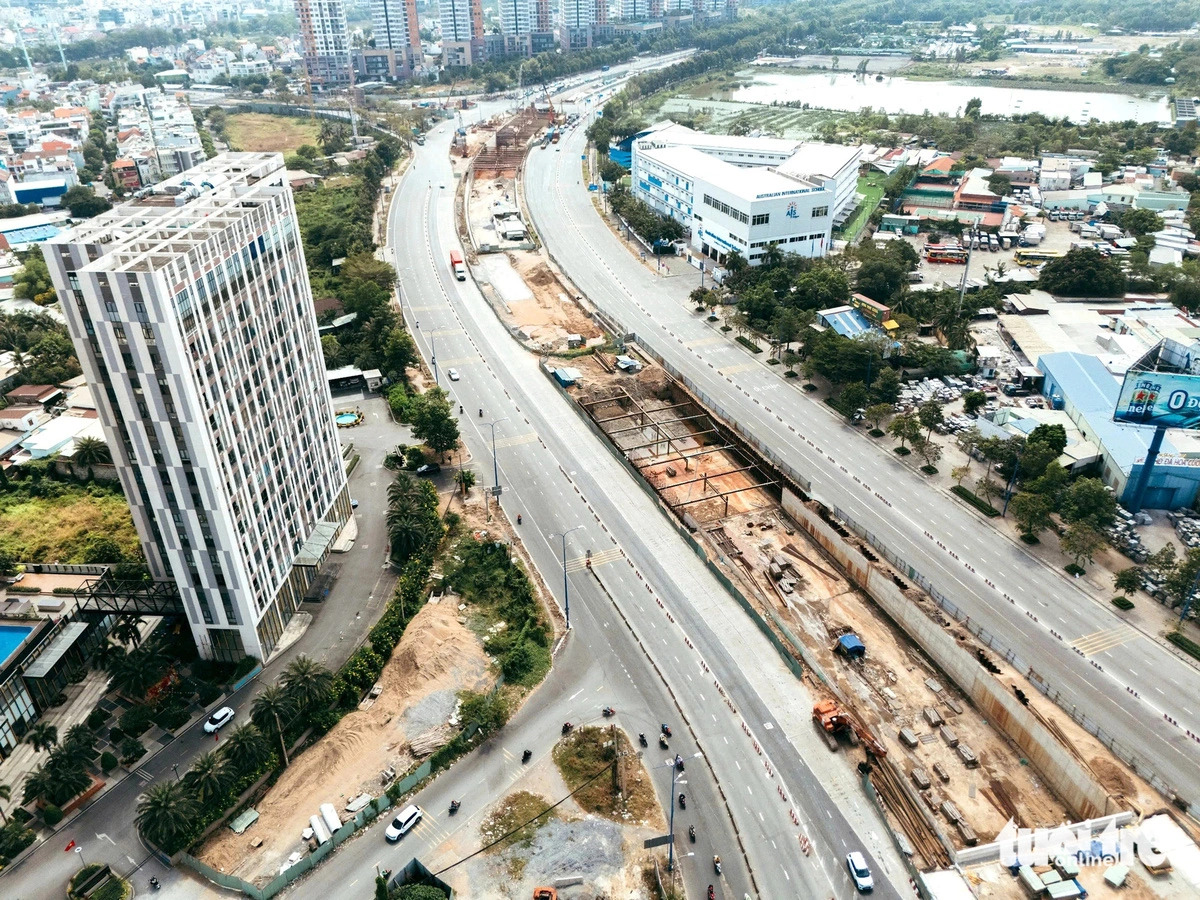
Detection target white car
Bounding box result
[846,851,874,893]
[203,706,235,733]
[447,368,460,381]
[385,804,423,842]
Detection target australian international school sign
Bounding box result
[1115,339,1200,429]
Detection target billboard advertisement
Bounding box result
[1114,339,1200,428]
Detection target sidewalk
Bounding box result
[0,668,109,821]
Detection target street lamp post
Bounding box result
[483,418,509,493]
[548,525,585,629]
[430,334,439,385]
[651,752,699,874]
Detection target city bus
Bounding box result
[1014,249,1065,267]
[924,246,968,264]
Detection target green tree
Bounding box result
[1061,523,1104,568]
[1010,492,1054,537]
[376,875,390,900]
[1061,477,1118,529]
[112,616,145,648]
[182,750,229,805]
[61,185,112,219]
[975,475,1001,505]
[0,782,9,825]
[951,465,970,485]
[25,722,57,753]
[281,656,334,717]
[410,387,460,457]
[317,119,350,155]
[71,436,112,466]
[1017,440,1061,483]
[917,439,943,469]
[864,403,893,431]
[1118,208,1163,237]
[839,381,870,419]
[136,780,199,852]
[456,468,476,496]
[1039,248,1125,297]
[251,685,296,762]
[1114,567,1143,595]
[221,723,271,775]
[917,399,944,442]
[341,254,397,292]
[107,639,170,699]
[12,253,55,305]
[888,412,921,448]
[872,366,901,403]
[962,390,987,416]
[1028,424,1068,456]
[459,689,511,736]
[856,257,907,304]
[1164,547,1200,611]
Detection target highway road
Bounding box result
[275,115,914,898]
[522,99,1200,807]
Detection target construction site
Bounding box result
[564,346,1188,897]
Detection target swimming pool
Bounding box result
[0,624,33,666]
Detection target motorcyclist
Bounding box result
[522,749,532,762]
[675,753,684,770]
[562,722,573,734]
[478,408,483,417]
[459,405,464,414]
[689,825,696,842]
[678,793,686,808]
[714,855,722,874]
[517,514,522,524]
[638,733,647,746]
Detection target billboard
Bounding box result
[1114,339,1200,428]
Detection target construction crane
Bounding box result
[540,78,556,124]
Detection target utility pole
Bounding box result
[274,710,290,766]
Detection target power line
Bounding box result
[432,761,615,877]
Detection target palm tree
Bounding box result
[108,639,170,699]
[281,656,333,717]
[0,782,11,825]
[220,724,271,775]
[25,722,57,753]
[387,511,432,562]
[43,750,91,806]
[251,685,296,765]
[60,724,96,763]
[112,616,145,648]
[136,781,199,853]
[71,436,111,466]
[182,751,229,805]
[387,472,424,507]
[21,766,53,806]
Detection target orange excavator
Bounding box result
[813,699,887,757]
[533,889,557,900]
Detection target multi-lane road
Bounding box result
[278,108,916,898]
[522,94,1200,806]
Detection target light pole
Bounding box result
[548,525,584,629]
[483,417,509,493]
[653,752,699,874]
[430,334,439,385]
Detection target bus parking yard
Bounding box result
[903,214,1081,291]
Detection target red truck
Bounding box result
[449,249,466,281]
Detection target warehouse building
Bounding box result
[1038,352,1200,509]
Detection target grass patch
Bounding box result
[735,335,763,353]
[224,113,320,153]
[834,171,887,243]
[0,483,140,562]
[951,485,1000,517]
[920,465,938,475]
[868,428,885,438]
[767,357,781,365]
[893,446,911,456]
[1065,563,1085,577]
[802,383,818,392]
[444,537,551,688]
[553,727,659,823]
[1112,596,1135,611]
[785,370,799,378]
[1020,533,1041,545]
[479,790,558,870]
[1167,630,1200,661]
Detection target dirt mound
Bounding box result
[1090,756,1134,797]
[197,599,491,884]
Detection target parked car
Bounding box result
[385,805,423,842]
[846,852,874,893]
[415,463,441,476]
[203,707,235,733]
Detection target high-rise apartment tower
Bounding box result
[43,154,351,662]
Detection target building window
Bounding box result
[751,213,770,226]
[812,206,829,218]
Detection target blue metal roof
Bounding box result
[1038,353,1157,472]
[818,306,874,338]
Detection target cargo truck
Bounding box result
[449,250,466,281]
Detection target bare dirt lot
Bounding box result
[198,600,492,884]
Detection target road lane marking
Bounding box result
[1071,626,1138,656]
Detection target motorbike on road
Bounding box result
[714,855,722,875]
[638,733,648,747]
[678,793,686,809]
[522,749,532,763]
[689,825,696,843]
[449,800,461,815]
[562,722,573,735]
[602,706,615,718]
